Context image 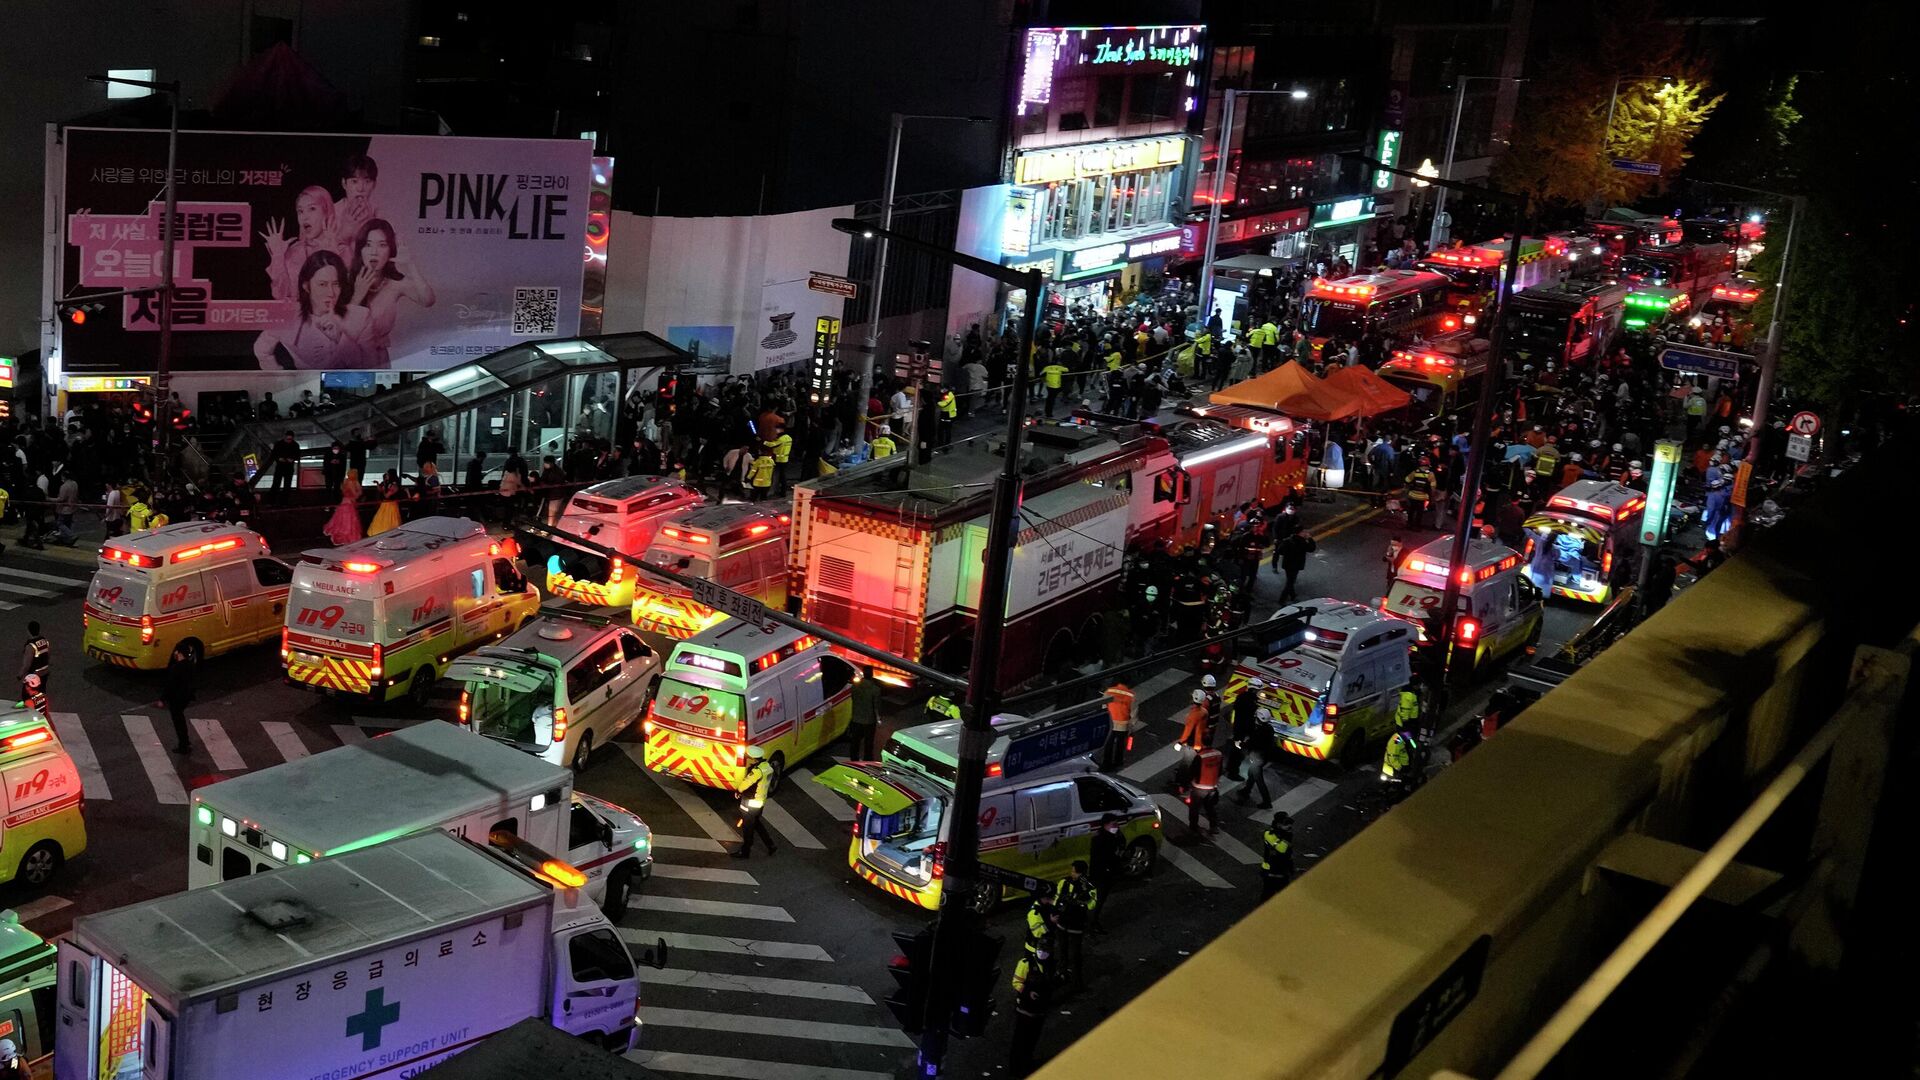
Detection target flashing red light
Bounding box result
[663,527,710,544]
[1442,317,1459,330]
[986,762,1003,778]
[0,727,54,752]
[777,514,791,524]
[747,524,771,536]
[1712,284,1762,303]
[1616,498,1646,521]
[609,557,625,583]
[67,308,86,326]
[173,537,241,563]
[1549,495,1578,509]
[105,547,154,567]
[343,560,380,574]
[1457,617,1480,644]
[1457,568,1473,585]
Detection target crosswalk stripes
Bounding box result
[789,767,854,822]
[636,895,794,922]
[120,714,188,804]
[629,747,739,844]
[0,581,56,599]
[1151,794,1260,865]
[12,895,72,923]
[0,565,92,587]
[618,929,833,963]
[261,720,312,761]
[758,798,825,850]
[647,968,875,1005]
[331,724,369,745]
[50,712,110,800]
[637,1009,915,1049]
[1274,777,1338,815]
[651,863,758,886]
[191,718,248,771]
[1155,840,1233,888]
[653,834,727,853]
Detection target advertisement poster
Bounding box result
[59,127,593,373]
[756,276,839,373]
[666,326,735,368]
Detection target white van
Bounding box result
[1383,535,1544,678]
[282,516,541,704]
[84,522,291,669]
[1226,599,1418,767]
[449,615,663,772]
[527,476,705,607]
[631,503,791,639]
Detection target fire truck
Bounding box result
[1618,241,1735,299]
[1573,213,1683,270]
[1378,332,1493,428]
[1504,279,1632,368]
[790,417,1290,688]
[1300,270,1451,357]
[1416,236,1571,327]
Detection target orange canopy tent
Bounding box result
[1325,364,1413,416]
[1209,361,1362,422]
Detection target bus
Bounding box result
[1300,270,1452,356]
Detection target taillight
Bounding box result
[370,643,384,680]
[280,628,290,662]
[1457,617,1481,644]
[553,706,569,740]
[1525,537,1535,557]
[82,612,89,629]
[140,614,155,645]
[929,841,947,880]
[610,557,625,584]
[457,690,471,725]
[1602,550,1613,578]
[1322,702,1338,736]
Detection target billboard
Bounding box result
[58,128,594,373]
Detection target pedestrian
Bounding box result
[102,480,127,537]
[161,642,196,754]
[870,424,898,459]
[1187,742,1223,834]
[1041,357,1070,417]
[1384,534,1405,594]
[748,444,776,501]
[1224,680,1264,786]
[1053,861,1098,987]
[53,469,81,546]
[729,746,778,858]
[417,460,442,515]
[1087,815,1124,927]
[368,470,404,536]
[1260,812,1296,899]
[848,666,881,760]
[20,621,51,700]
[0,1038,33,1080]
[1274,529,1317,603]
[322,439,348,494]
[270,432,301,502]
[1100,681,1134,771]
[1008,942,1057,1076]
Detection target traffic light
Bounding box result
[656,372,679,417]
[62,300,107,326]
[950,929,1002,1038]
[885,926,935,1034]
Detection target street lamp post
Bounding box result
[852,113,991,458]
[1428,76,1526,251]
[1199,88,1302,330]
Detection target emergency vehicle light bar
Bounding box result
[103,547,155,567]
[1425,250,1498,266]
[662,527,710,544]
[341,560,383,573]
[0,726,53,752]
[1310,280,1377,298]
[1712,284,1762,303]
[173,537,243,563]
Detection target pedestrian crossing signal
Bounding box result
[886,926,935,1034]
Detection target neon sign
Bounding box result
[1089,37,1200,68]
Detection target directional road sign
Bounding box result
[1001,708,1110,779]
[1610,159,1662,176]
[1657,345,1745,381]
[690,577,778,633]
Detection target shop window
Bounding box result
[1126,72,1180,124]
[1019,107,1048,138]
[1094,75,1124,127]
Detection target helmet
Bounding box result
[1719,425,1731,435]
[1248,677,1266,689]
[1201,675,1217,689]
[1589,439,1602,449]
[877,424,891,436]
[1612,443,1623,453]
[1570,453,1582,462]
[1711,452,1725,465]
[1192,689,1208,704]
[746,745,766,760]
[1629,460,1644,470]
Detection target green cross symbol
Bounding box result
[345,988,401,1051]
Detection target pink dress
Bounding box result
[323,480,364,546]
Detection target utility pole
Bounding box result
[1429,76,1526,251]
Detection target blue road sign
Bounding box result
[1610,159,1662,176]
[1002,709,1110,778]
[1658,346,1744,381]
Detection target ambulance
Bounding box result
[0,707,86,889]
[1223,601,1417,767]
[1622,286,1693,332]
[630,504,791,639]
[282,516,541,704]
[1522,480,1647,603]
[0,908,57,1072]
[1378,332,1492,429]
[82,522,291,669]
[523,476,705,607]
[811,713,1161,910]
[1383,535,1544,678]
[641,621,857,791]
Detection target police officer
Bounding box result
[730,746,778,858]
[1260,812,1296,899]
[1101,682,1135,771]
[1404,457,1436,530]
[1009,941,1057,1075]
[769,428,794,493]
[20,622,51,700]
[1041,357,1070,417]
[1024,884,1058,956]
[1053,861,1098,986]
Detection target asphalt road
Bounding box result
[0,480,1598,1080]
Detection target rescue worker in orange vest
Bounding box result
[1173,689,1211,793]
[1101,682,1135,771]
[1188,742,1224,835]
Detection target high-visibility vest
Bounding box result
[1191,747,1224,791]
[737,762,774,805]
[937,392,956,419]
[1042,365,1069,389]
[1106,351,1123,371]
[1261,831,1291,873]
[1534,447,1560,478]
[128,501,153,530]
[749,454,775,489]
[1405,469,1434,502]
[1395,690,1421,724]
[1382,730,1415,778]
[871,436,897,458]
[1105,685,1134,732]
[1025,904,1052,952]
[770,433,792,463]
[25,637,51,674]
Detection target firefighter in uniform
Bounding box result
[870,425,898,459]
[1532,438,1561,485]
[1404,457,1436,530]
[730,746,778,858]
[1009,943,1057,1075]
[1053,861,1098,986]
[1260,812,1296,898]
[1188,742,1224,835]
[1174,689,1210,792]
[20,622,52,700]
[1101,682,1135,771]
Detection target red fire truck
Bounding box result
[789,417,1295,688]
[1416,236,1571,327]
[1300,270,1452,357]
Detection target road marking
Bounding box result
[618,929,833,962]
[652,833,728,853]
[1156,839,1233,888]
[331,724,368,746]
[635,896,794,923]
[651,863,759,886]
[261,721,312,762]
[1132,667,1191,708]
[51,712,110,800]
[628,1049,897,1080]
[121,714,188,804]
[629,747,740,844]
[0,565,91,586]
[760,798,825,850]
[1274,777,1338,816]
[1151,794,1260,865]
[350,715,426,730]
[0,581,56,598]
[637,1008,915,1048]
[647,967,874,1004]
[13,896,72,922]
[789,767,854,821]
[1121,743,1182,783]
[0,599,16,611]
[191,718,247,771]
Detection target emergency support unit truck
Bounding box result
[1225,600,1417,766]
[1523,480,1647,603]
[1504,278,1632,369]
[642,621,857,791]
[83,521,291,669]
[1384,535,1543,677]
[525,475,705,607]
[52,830,650,1080]
[630,503,792,639]
[0,708,87,889]
[282,516,540,704]
[188,720,653,918]
[813,714,1161,910]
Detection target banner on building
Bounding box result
[58,127,594,373]
[756,276,840,373]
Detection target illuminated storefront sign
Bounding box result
[809,317,839,405]
[1020,31,1062,107]
[0,358,14,390]
[1179,208,1311,256]
[1374,130,1403,191]
[1126,230,1183,259]
[1014,136,1187,185]
[1087,35,1201,68]
[68,375,152,392]
[1057,228,1184,281]
[1311,196,1376,229]
[1003,187,1036,257]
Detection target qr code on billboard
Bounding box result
[512,287,560,336]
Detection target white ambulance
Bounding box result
[631,503,792,639]
[526,475,705,607]
[1523,479,1647,604]
[1224,600,1418,767]
[83,522,290,669]
[1383,535,1544,677]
